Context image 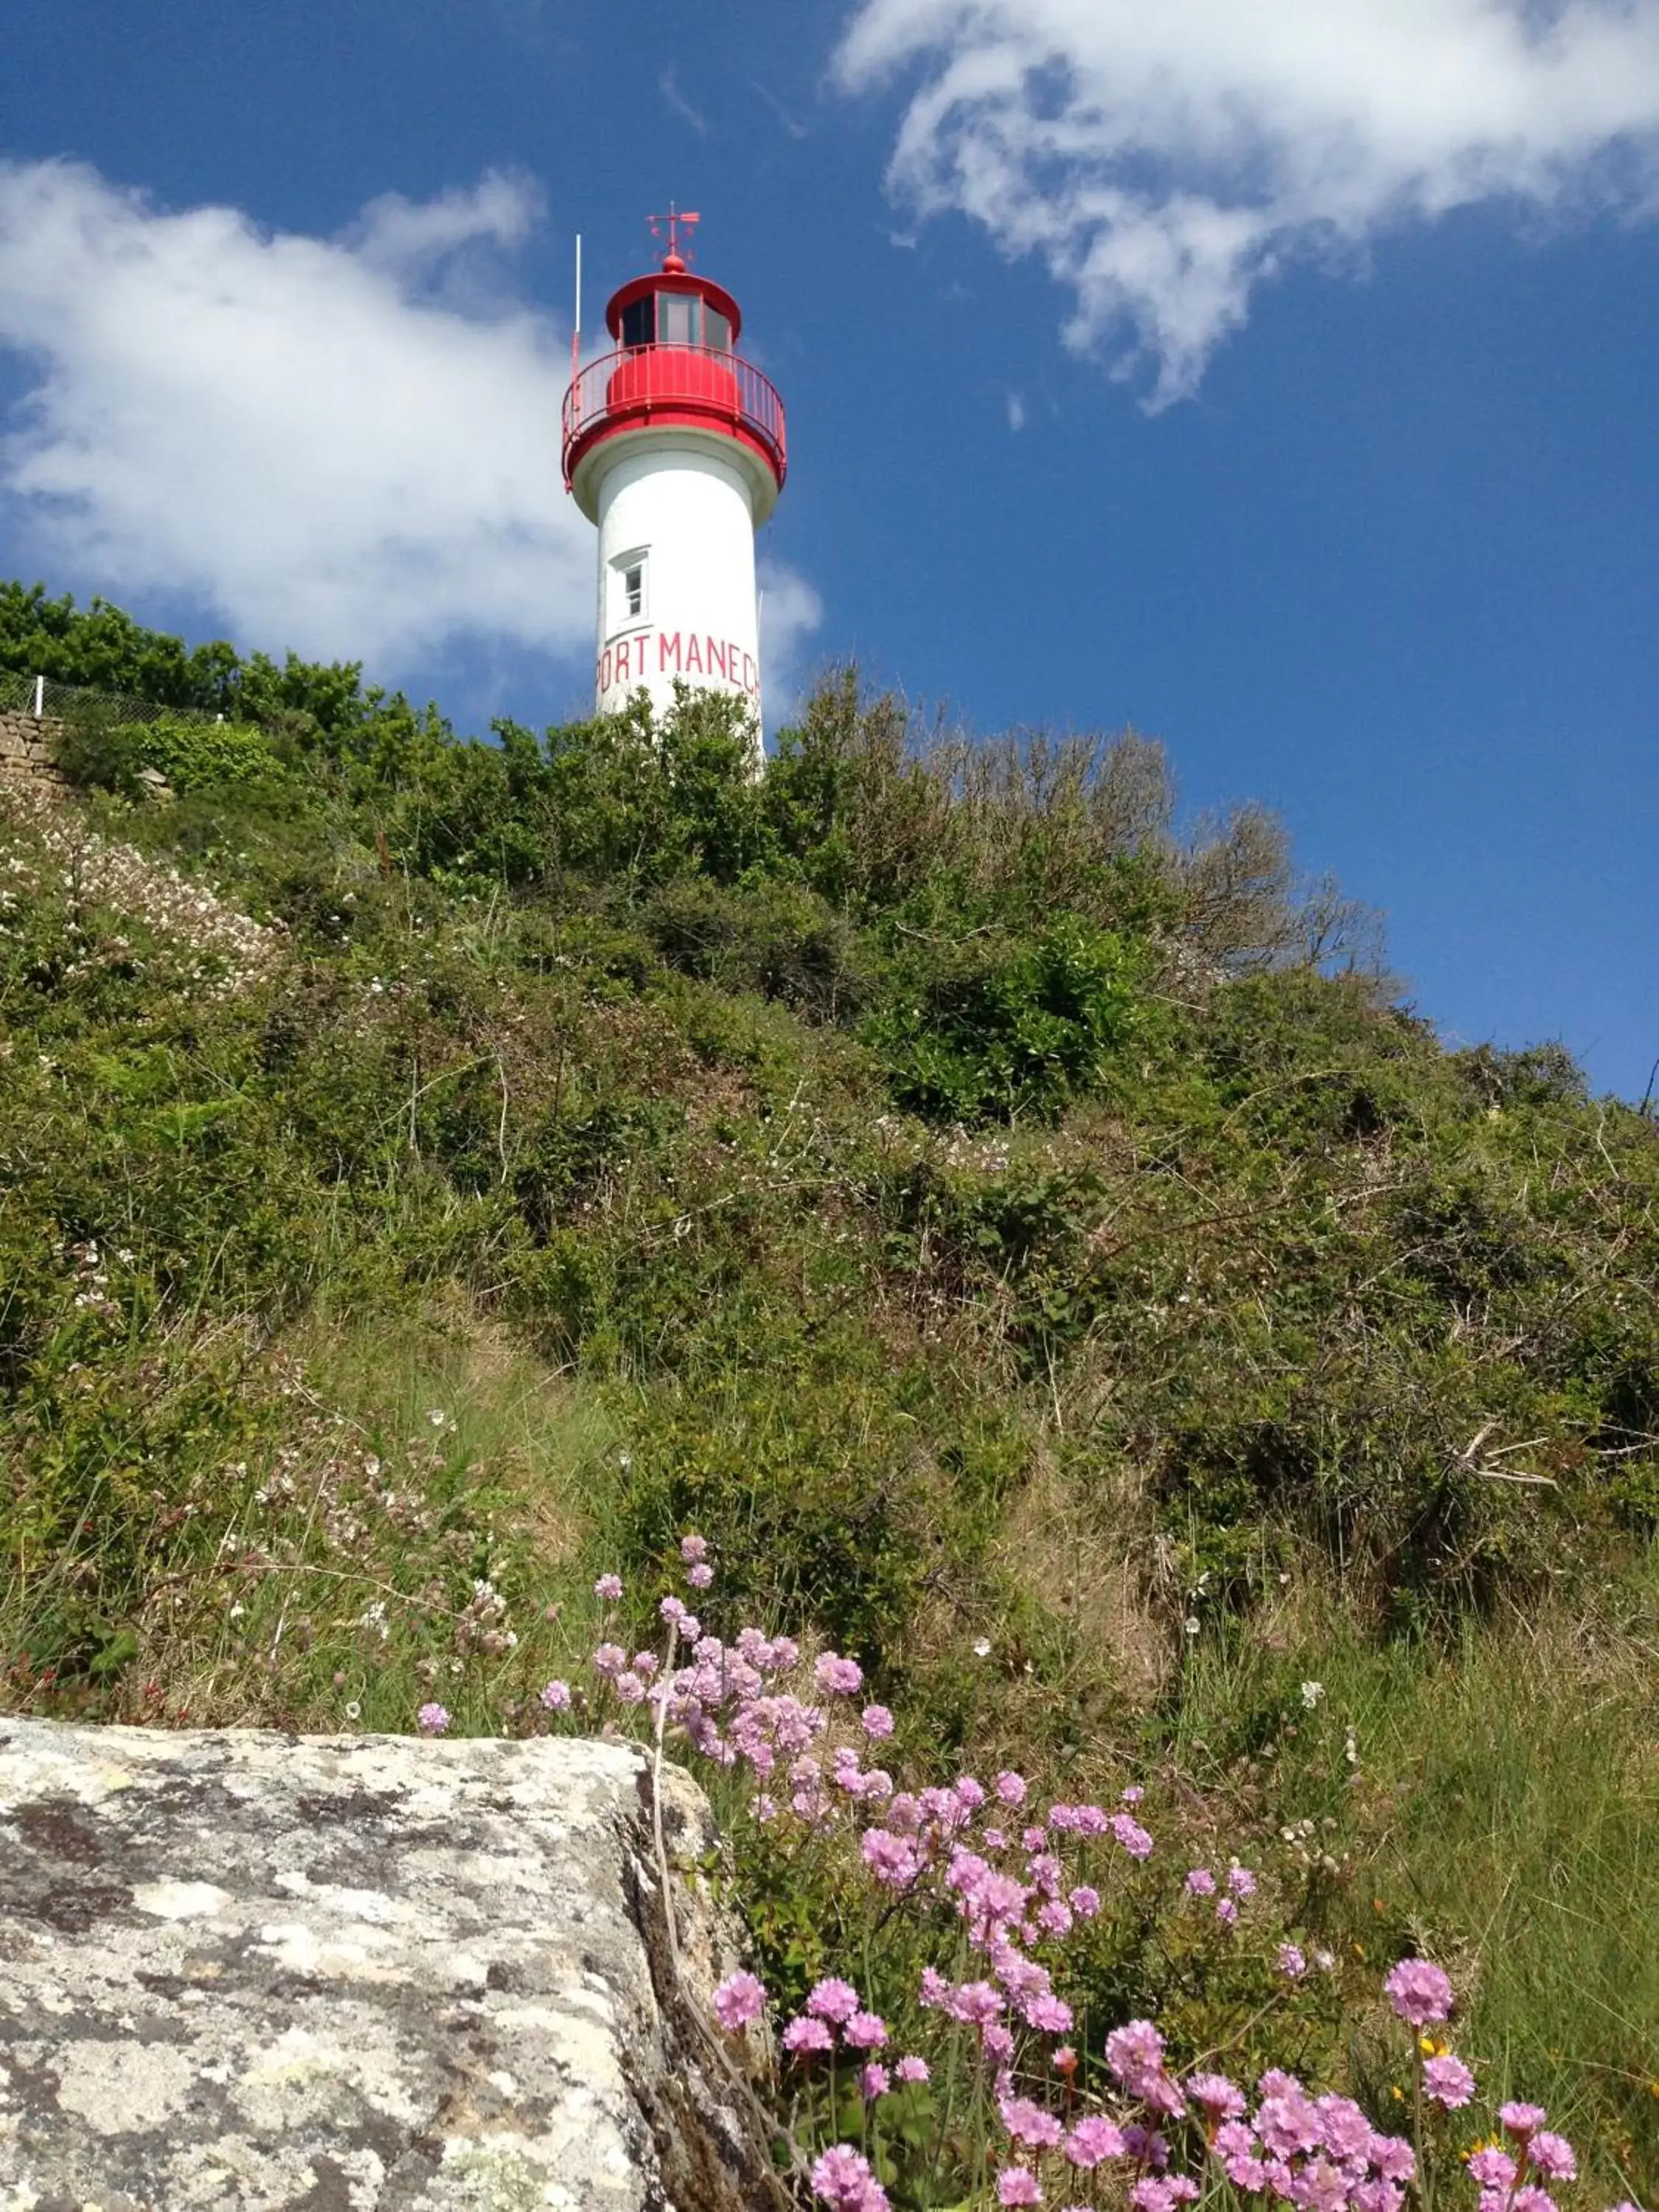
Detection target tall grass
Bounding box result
[1171,1553,1659,2193]
[1,1300,620,1736]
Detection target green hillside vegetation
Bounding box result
[1,584,1655,2191]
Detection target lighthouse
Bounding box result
[561,212,787,735]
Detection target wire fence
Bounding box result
[0,669,219,726]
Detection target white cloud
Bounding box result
[758,555,825,711]
[0,159,586,667]
[0,158,822,698]
[750,78,811,140]
[1005,389,1026,431]
[836,0,1659,403]
[345,172,540,281]
[660,66,710,136]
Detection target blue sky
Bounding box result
[2,0,1658,1096]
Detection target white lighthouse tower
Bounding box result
[561,212,787,734]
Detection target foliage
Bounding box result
[866,914,1154,1126]
[456,1536,1658,2207]
[136,712,282,793]
[2,578,456,778]
[48,707,282,799]
[1,588,1656,2202]
[1,581,245,710]
[46,696,151,799]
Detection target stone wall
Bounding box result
[0,1719,782,2211]
[0,709,69,787]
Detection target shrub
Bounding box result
[866,915,1153,1125]
[136,712,282,793]
[647,875,872,1016]
[48,700,150,799]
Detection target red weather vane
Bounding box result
[648,204,700,265]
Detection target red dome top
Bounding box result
[561,243,787,521]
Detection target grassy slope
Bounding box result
[1,669,1655,2188]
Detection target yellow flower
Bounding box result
[1419,2035,1449,2057]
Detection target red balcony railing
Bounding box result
[562,344,787,490]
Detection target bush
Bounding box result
[49,708,280,799]
[134,712,282,793]
[866,914,1153,1124]
[647,876,872,1017]
[48,701,150,798]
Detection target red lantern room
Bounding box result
[561,218,787,526]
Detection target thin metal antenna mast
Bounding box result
[571,234,582,390]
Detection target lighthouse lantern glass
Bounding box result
[659,292,698,345]
[616,288,732,352]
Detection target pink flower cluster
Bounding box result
[712,1969,765,2032]
[960,2025,1422,2212]
[1204,2070,1417,2212]
[1383,1956,1453,2028]
[680,1532,715,1590]
[776,1978,925,2112]
[810,2144,888,2212]
[1184,1857,1259,1927]
[417,1543,1641,2212]
[1463,2104,1582,2212]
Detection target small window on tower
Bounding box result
[621,296,654,349]
[612,550,648,629]
[703,307,731,352]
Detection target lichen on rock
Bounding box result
[0,1720,776,2210]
